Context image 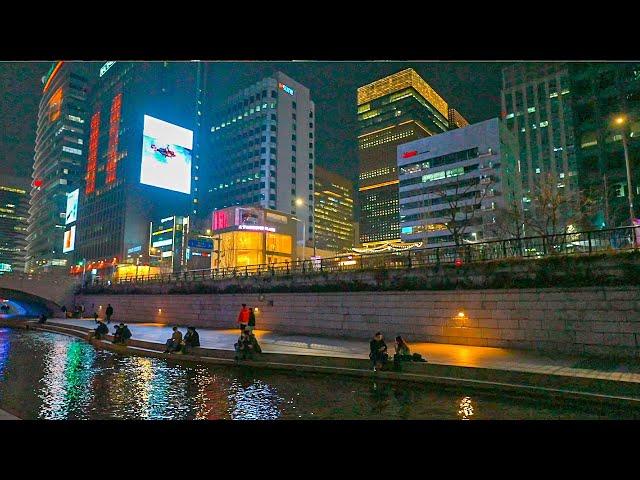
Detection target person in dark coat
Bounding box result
[247,308,256,333]
[183,327,200,353]
[112,324,122,343]
[37,314,48,324]
[94,320,109,340]
[120,324,132,344]
[369,332,388,371]
[105,304,114,324]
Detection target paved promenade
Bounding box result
[52,317,640,383]
[0,409,19,420]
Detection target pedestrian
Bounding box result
[237,303,250,332]
[234,331,251,360]
[119,323,132,345]
[38,314,48,324]
[393,335,412,371]
[61,305,67,317]
[93,312,99,323]
[164,326,183,353]
[112,324,122,343]
[105,304,114,324]
[183,326,200,354]
[369,332,388,372]
[94,320,109,340]
[247,307,256,333]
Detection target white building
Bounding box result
[397,118,519,247]
[207,72,315,251]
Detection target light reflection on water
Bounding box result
[0,329,634,420]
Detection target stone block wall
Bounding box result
[76,286,640,357]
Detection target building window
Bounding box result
[292,101,297,109]
[271,90,277,98]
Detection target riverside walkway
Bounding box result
[52,317,640,384]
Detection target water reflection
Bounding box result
[458,396,475,420]
[39,337,96,419]
[0,329,634,420]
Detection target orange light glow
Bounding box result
[48,87,63,122]
[43,61,64,93]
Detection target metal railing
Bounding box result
[92,226,639,288]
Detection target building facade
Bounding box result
[569,62,640,228]
[357,68,466,247]
[501,63,578,214]
[73,61,199,277]
[0,176,30,274]
[207,72,315,253]
[313,165,354,253]
[28,62,90,272]
[211,206,296,269]
[397,118,519,247]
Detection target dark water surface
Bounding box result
[0,328,633,420]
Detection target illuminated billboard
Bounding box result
[65,188,79,225]
[63,225,76,253]
[140,115,193,194]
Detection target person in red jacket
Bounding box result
[237,303,250,332]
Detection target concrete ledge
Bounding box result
[0,409,20,420]
[21,322,640,410]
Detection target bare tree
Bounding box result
[520,172,596,253]
[429,173,494,247]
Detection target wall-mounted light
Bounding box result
[99,305,102,309]
[158,308,162,313]
[457,311,465,318]
[255,307,259,313]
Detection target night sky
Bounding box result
[0,61,506,184]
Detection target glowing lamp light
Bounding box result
[33,179,43,188]
[457,311,465,318]
[158,308,162,313]
[255,308,259,313]
[454,258,463,267]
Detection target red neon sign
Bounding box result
[85,111,101,195]
[213,211,228,230]
[402,150,418,159]
[106,93,122,184]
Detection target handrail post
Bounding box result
[588,230,592,254]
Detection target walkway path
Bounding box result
[0,409,20,420]
[53,317,640,383]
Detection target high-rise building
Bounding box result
[357,68,465,247]
[397,118,519,247]
[569,62,640,228]
[207,72,315,251]
[313,165,354,253]
[0,176,30,274]
[28,61,89,272]
[73,61,199,278]
[501,63,578,219]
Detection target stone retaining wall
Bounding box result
[76,286,640,358]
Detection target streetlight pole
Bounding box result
[621,130,635,225]
[614,115,636,226]
[295,198,307,261]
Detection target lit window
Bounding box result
[527,107,536,113]
[539,121,549,127]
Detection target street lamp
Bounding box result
[293,198,308,261]
[613,115,636,227]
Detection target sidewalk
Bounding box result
[52,317,640,383]
[0,409,20,420]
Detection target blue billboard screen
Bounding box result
[140,115,193,194]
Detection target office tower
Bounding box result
[569,62,640,228]
[0,176,30,274]
[501,63,578,225]
[313,165,354,253]
[207,72,315,251]
[357,68,465,248]
[73,61,199,278]
[397,118,519,247]
[28,62,89,272]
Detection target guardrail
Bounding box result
[91,226,639,288]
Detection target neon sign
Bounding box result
[238,225,276,232]
[278,82,294,96]
[100,61,116,77]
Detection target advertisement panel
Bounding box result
[63,225,76,253]
[65,188,79,225]
[140,115,193,194]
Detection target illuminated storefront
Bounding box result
[212,206,296,269]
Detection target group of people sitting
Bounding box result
[369,332,427,372]
[91,319,131,344]
[234,329,262,360]
[164,326,200,354]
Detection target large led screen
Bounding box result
[140,115,193,194]
[65,188,79,225]
[63,225,76,253]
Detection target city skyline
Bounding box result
[0,61,506,183]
